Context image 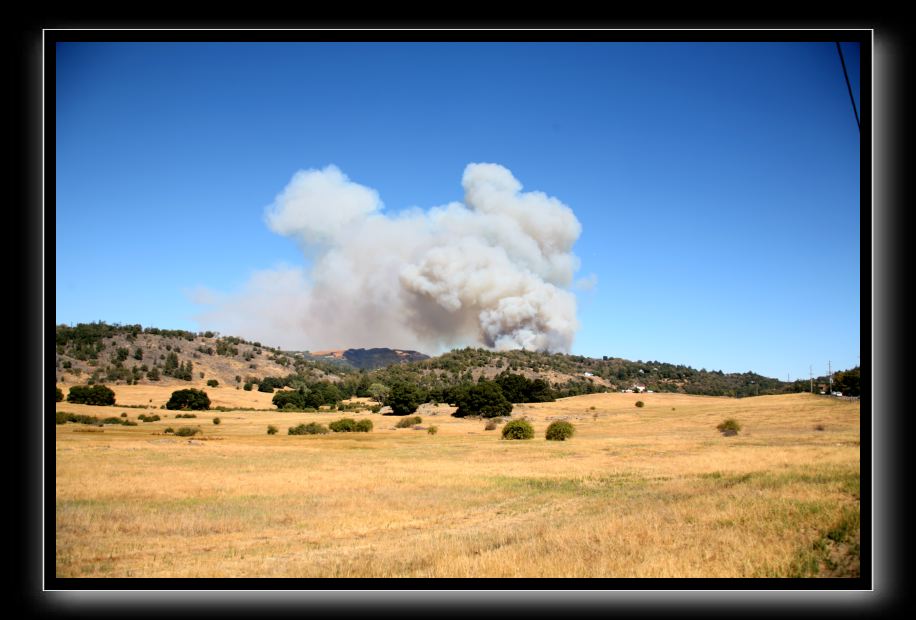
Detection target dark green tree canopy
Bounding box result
[384,382,423,415]
[165,388,211,411]
[451,381,513,418]
[67,384,116,406]
[495,372,556,403]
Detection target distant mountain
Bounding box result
[301,348,430,370]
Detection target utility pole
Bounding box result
[828,360,833,395]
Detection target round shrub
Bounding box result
[427,425,438,435]
[717,419,741,435]
[395,415,423,428]
[354,419,373,432]
[56,387,64,402]
[545,420,575,441]
[166,388,210,411]
[635,401,645,408]
[501,419,534,440]
[212,417,221,425]
[163,427,174,434]
[329,418,357,432]
[267,425,278,435]
[206,379,219,387]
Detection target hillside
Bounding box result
[55,323,345,389]
[55,322,860,399]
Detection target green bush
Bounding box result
[545,420,575,441]
[635,401,645,408]
[289,422,329,435]
[163,427,175,434]
[67,384,116,406]
[427,425,438,435]
[212,417,221,425]
[138,414,161,422]
[370,405,381,413]
[174,427,200,437]
[329,418,357,432]
[267,425,278,435]
[56,411,103,425]
[501,419,534,440]
[174,413,198,419]
[395,415,423,428]
[243,382,253,391]
[56,387,64,402]
[166,388,210,411]
[354,419,373,432]
[717,419,741,435]
[206,379,219,387]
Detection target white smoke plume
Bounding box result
[195,163,585,354]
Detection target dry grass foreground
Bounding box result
[55,390,860,578]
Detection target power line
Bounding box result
[835,42,860,131]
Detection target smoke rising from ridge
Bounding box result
[196,163,585,354]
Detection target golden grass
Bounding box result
[55,392,860,578]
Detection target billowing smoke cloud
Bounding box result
[195,163,586,354]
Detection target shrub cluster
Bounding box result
[101,416,135,426]
[545,420,575,441]
[138,413,161,422]
[174,413,198,419]
[395,415,423,428]
[288,422,329,435]
[67,384,116,406]
[174,427,201,437]
[328,418,373,433]
[501,419,534,440]
[56,411,88,425]
[267,425,279,435]
[206,379,219,387]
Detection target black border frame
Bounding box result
[18,18,904,616]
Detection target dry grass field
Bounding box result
[55,388,860,578]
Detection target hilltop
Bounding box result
[299,348,430,370]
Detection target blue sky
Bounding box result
[56,41,861,379]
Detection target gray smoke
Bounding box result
[195,163,585,354]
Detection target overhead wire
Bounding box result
[835,42,860,131]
